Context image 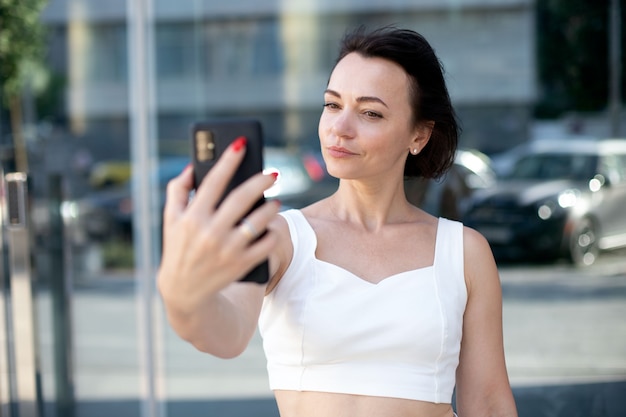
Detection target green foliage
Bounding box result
[36,71,66,120]
[535,0,625,118]
[0,0,48,104]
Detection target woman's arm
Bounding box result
[157,140,282,358]
[455,227,518,417]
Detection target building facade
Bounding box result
[41,0,536,161]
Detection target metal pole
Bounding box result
[127,1,165,417]
[609,0,622,137]
[0,165,15,417]
[6,173,40,417]
[48,175,75,417]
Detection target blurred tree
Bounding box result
[36,71,66,123]
[0,0,48,172]
[535,0,625,118]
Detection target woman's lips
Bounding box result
[326,146,357,158]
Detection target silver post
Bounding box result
[5,173,41,417]
[609,0,622,137]
[127,0,166,416]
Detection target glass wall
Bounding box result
[150,5,539,414]
[0,0,623,416]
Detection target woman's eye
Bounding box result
[364,111,382,119]
[323,102,340,110]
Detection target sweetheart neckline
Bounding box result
[314,258,434,286]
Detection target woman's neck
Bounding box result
[327,180,414,231]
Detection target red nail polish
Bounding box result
[232,136,247,152]
[270,172,279,180]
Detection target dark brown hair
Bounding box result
[335,26,459,179]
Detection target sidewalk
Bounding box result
[39,380,626,417]
[33,257,626,417]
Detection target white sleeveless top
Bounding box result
[258,209,467,403]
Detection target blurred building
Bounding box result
[41,0,536,160]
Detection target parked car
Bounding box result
[463,139,626,266]
[66,156,189,242]
[405,148,496,220]
[263,147,317,207]
[88,160,132,189]
[66,147,319,242]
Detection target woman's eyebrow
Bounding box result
[324,89,389,108]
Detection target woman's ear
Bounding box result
[410,121,435,155]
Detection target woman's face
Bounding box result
[318,52,426,182]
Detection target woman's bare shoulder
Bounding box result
[266,210,295,293]
[461,224,500,295]
[462,225,492,254]
[268,210,290,238]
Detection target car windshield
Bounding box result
[509,153,597,181]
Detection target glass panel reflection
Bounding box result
[4,0,621,416]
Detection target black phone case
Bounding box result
[191,119,269,284]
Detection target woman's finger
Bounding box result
[237,228,279,277]
[210,172,277,234]
[162,164,193,226]
[219,210,281,285]
[234,198,282,245]
[188,136,248,215]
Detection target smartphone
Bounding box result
[191,118,269,284]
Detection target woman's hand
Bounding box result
[157,137,281,320]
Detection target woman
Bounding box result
[158,27,518,417]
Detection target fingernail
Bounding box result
[270,172,279,180]
[232,136,247,152]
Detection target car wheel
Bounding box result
[568,217,599,267]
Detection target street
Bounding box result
[34,249,626,417]
[501,250,626,387]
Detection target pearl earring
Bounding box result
[411,149,418,155]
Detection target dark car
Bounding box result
[67,148,320,242]
[67,156,190,242]
[405,148,496,220]
[463,139,626,266]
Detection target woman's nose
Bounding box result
[331,110,355,138]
